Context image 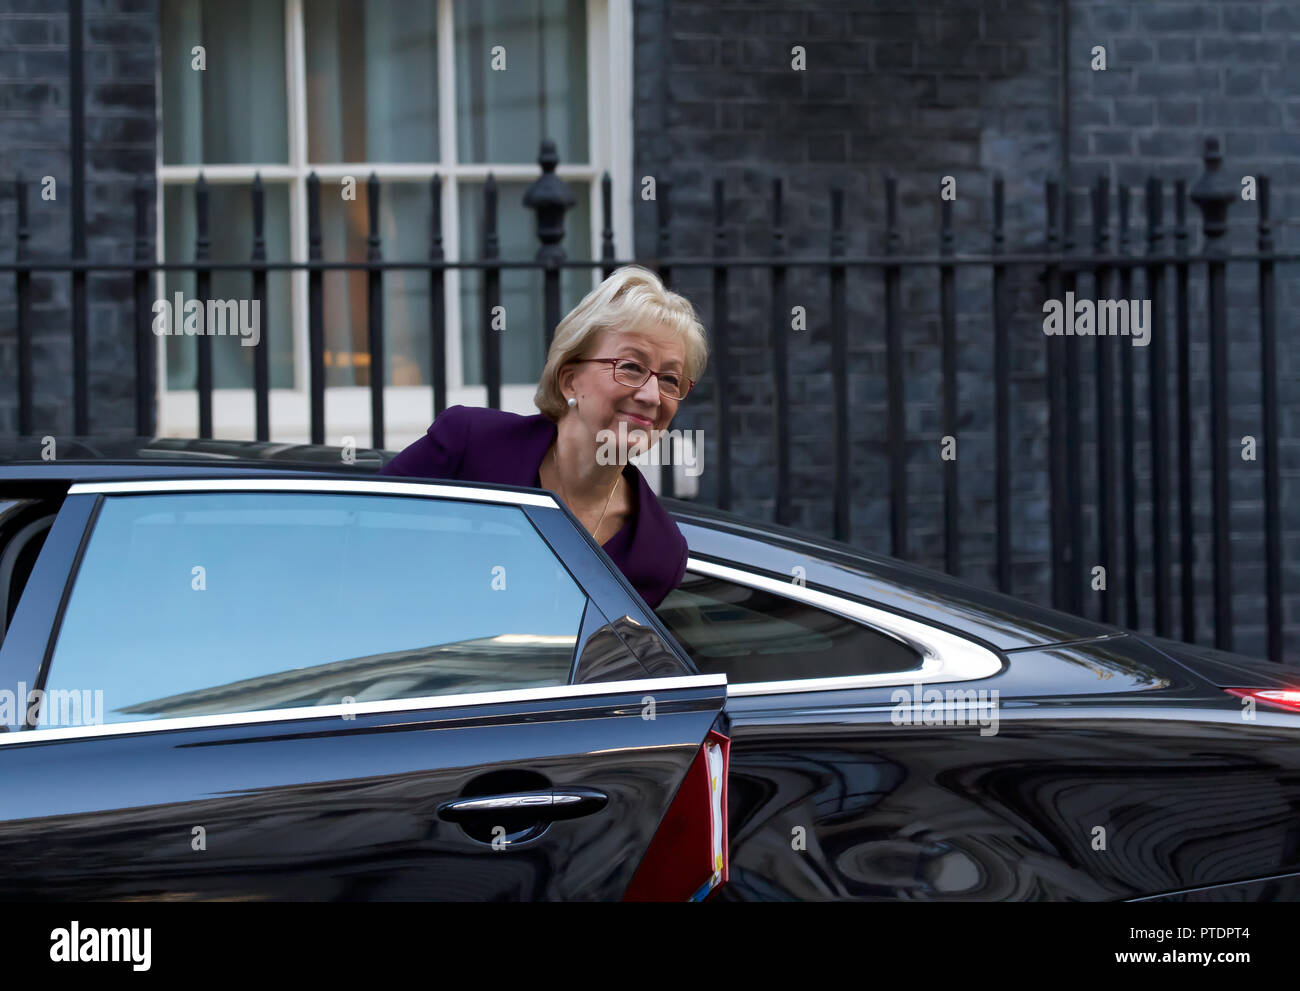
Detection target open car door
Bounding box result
[0,673,728,900]
[0,480,730,901]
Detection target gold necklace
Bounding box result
[552,443,621,544]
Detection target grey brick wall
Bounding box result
[0,0,156,439]
[634,0,1300,660]
[1065,1,1300,659]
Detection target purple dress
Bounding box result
[378,404,689,609]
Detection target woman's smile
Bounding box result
[618,410,655,428]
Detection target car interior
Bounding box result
[0,490,65,650]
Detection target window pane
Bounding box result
[455,0,588,164]
[160,0,288,164]
[43,493,586,724]
[459,181,591,386]
[162,183,294,390]
[0,496,57,651]
[656,574,924,684]
[305,0,439,163]
[319,182,432,387]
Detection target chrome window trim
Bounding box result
[680,558,1003,696]
[0,673,726,745]
[67,478,558,508]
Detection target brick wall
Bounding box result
[634,0,1300,659]
[0,0,156,438]
[633,0,1065,592]
[1065,0,1300,657]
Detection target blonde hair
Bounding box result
[534,265,708,421]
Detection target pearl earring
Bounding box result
[567,396,577,408]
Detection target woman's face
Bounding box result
[562,325,687,457]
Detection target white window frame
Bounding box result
[676,559,1006,697]
[154,0,635,451]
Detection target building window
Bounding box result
[157,0,632,443]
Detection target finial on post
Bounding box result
[1190,136,1235,251]
[523,139,576,264]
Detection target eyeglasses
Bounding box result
[574,358,694,400]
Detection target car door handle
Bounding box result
[438,788,608,824]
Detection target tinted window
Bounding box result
[43,492,586,724]
[655,572,922,684]
[0,497,59,647]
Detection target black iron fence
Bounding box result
[3,138,1294,663]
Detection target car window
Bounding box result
[0,496,61,648]
[655,571,923,684]
[40,492,587,724]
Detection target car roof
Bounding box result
[0,436,388,476]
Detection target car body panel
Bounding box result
[0,436,386,470]
[715,695,1300,901]
[0,678,726,900]
[1132,870,1300,902]
[2,441,1296,902]
[1141,635,1300,690]
[656,502,1300,902]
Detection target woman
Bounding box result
[379,265,707,610]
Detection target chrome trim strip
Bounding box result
[0,674,726,745]
[444,793,555,812]
[683,558,1003,695]
[67,478,558,508]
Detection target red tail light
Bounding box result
[1224,688,1300,713]
[623,729,730,902]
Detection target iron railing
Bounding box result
[3,137,1294,664]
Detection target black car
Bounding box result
[1,437,1298,902]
